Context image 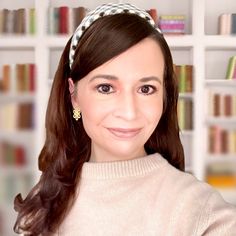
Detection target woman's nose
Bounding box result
[112,91,138,121]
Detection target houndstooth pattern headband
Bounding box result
[69,2,161,69]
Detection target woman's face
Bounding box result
[69,37,165,162]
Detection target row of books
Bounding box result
[218,13,236,35]
[208,92,236,117]
[0,8,36,35]
[177,99,193,131]
[0,64,36,93]
[208,126,236,154]
[0,174,32,204]
[0,102,34,130]
[0,142,26,166]
[226,56,236,79]
[158,15,186,35]
[48,6,87,35]
[47,6,160,35]
[206,163,236,188]
[174,64,193,93]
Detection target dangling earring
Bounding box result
[73,108,81,121]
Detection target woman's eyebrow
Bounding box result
[89,74,162,84]
[89,74,118,82]
[139,76,162,84]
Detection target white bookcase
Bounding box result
[0,0,235,235]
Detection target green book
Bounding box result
[179,65,186,93]
[226,56,236,80]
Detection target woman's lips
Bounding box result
[107,128,142,138]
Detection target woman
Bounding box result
[14,3,236,235]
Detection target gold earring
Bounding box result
[73,108,81,121]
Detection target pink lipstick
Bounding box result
[107,128,141,138]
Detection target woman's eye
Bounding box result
[96,84,114,94]
[138,85,156,95]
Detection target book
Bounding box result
[16,64,26,92]
[184,99,193,130]
[59,6,69,34]
[159,15,185,35]
[213,93,220,116]
[179,65,186,93]
[226,56,236,79]
[185,65,193,92]
[224,95,232,116]
[2,64,11,92]
[231,13,236,34]
[177,99,185,130]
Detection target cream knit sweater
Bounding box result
[59,153,236,236]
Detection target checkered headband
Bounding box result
[69,2,161,69]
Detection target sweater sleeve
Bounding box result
[197,190,236,235]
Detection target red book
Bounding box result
[224,95,232,116]
[59,6,68,34]
[29,63,35,92]
[15,145,26,166]
[213,94,220,116]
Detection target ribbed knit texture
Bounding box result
[59,153,236,236]
[81,153,164,179]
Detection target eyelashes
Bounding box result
[96,84,115,94]
[137,85,157,95]
[95,83,157,95]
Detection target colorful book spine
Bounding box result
[226,56,236,80]
[159,15,185,35]
[174,64,193,93]
[177,99,193,130]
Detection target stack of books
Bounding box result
[158,15,185,35]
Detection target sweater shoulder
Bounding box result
[158,156,216,201]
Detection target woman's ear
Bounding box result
[68,78,79,108]
[68,78,75,94]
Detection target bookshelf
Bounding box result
[0,0,236,235]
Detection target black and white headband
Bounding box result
[69,2,161,69]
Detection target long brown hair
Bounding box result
[14,13,184,235]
